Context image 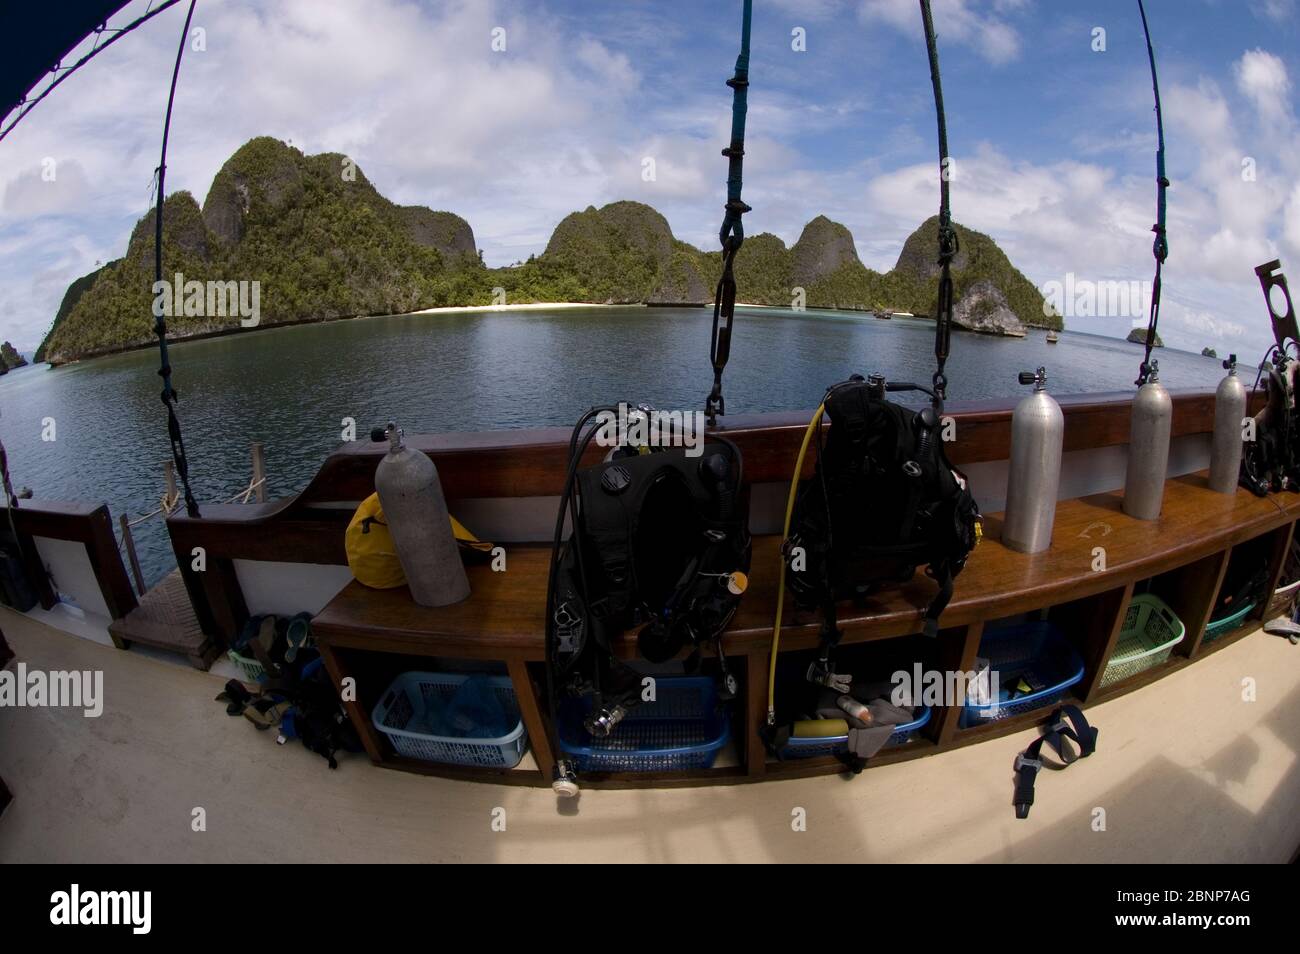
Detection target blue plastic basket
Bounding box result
[371,672,528,768]
[778,706,932,761]
[1203,600,1257,644]
[960,621,1084,727]
[557,676,730,773]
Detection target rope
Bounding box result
[124,475,263,529]
[153,0,202,518]
[706,0,753,426]
[921,0,957,409]
[1136,0,1169,387]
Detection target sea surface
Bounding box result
[0,305,1230,585]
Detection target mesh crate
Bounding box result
[227,649,266,683]
[371,672,528,768]
[778,706,931,760]
[1203,600,1257,645]
[557,676,729,773]
[1099,594,1186,688]
[960,621,1084,727]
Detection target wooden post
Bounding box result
[119,513,147,596]
[163,460,177,507]
[250,442,267,503]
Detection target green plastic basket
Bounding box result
[1203,600,1257,645]
[1100,594,1186,689]
[227,649,266,683]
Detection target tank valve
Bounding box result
[370,421,403,451]
[1018,367,1047,389]
[551,760,580,798]
[1223,353,1238,373]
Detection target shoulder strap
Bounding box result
[1013,705,1098,819]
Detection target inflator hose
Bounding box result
[767,401,827,724]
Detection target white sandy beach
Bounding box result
[398,301,635,317]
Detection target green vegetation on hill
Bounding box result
[892,217,1063,331]
[35,260,116,363]
[0,341,27,372]
[40,136,1058,363]
[1128,327,1163,347]
[40,137,482,363]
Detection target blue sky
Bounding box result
[1,0,1298,358]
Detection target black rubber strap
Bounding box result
[1013,705,1098,818]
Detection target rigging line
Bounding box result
[1136,0,1169,386]
[0,0,185,144]
[153,0,201,519]
[705,0,753,427]
[920,0,956,409]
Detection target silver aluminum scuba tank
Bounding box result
[1003,368,1064,554]
[372,422,470,607]
[1209,354,1247,494]
[1123,361,1173,521]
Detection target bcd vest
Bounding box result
[785,376,981,639]
[550,439,751,714]
[1242,357,1300,496]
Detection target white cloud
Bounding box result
[859,0,1023,65]
[1235,48,1291,121]
[0,0,1291,366]
[1253,0,1297,23]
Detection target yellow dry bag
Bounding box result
[345,493,492,589]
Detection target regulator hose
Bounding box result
[767,401,827,724]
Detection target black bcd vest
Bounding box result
[550,439,751,711]
[785,377,980,639]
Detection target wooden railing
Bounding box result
[165,388,1260,646]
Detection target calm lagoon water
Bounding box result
[0,305,1227,584]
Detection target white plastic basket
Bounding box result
[371,672,527,768]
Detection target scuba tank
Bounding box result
[1003,368,1063,554]
[1209,354,1247,494]
[371,422,470,607]
[1123,361,1172,521]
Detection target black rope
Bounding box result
[153,0,201,518]
[706,0,753,427]
[921,0,957,410]
[1136,0,1169,387]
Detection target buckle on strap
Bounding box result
[1014,753,1042,773]
[1013,751,1042,819]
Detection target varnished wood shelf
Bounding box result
[314,473,1300,658]
[311,474,1300,787]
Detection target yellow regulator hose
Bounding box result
[767,401,826,725]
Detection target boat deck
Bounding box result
[2,606,1296,863]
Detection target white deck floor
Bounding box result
[1,606,1297,863]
